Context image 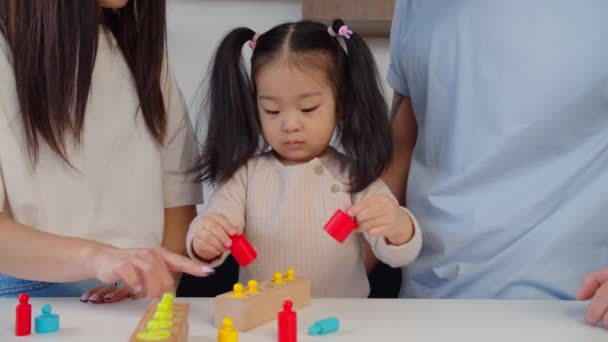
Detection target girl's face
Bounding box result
[256,57,337,165]
[97,0,129,9]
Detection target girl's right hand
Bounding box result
[88,246,214,300]
[190,213,239,262]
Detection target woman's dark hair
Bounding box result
[0,0,168,163]
[197,19,392,193]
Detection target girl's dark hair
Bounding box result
[0,0,168,163]
[197,19,392,193]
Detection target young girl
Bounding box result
[0,0,212,302]
[187,19,422,297]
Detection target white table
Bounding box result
[0,298,606,341]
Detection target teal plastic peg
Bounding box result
[308,317,339,335]
[35,304,59,334]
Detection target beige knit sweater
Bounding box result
[187,148,422,298]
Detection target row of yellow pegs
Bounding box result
[136,293,175,341]
[230,269,297,298]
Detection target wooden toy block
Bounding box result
[129,302,189,342]
[214,273,311,332]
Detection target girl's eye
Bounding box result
[301,106,319,113]
[263,109,280,115]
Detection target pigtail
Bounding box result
[332,19,393,193]
[194,27,260,185]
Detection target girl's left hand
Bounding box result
[347,194,413,246]
[80,284,140,304]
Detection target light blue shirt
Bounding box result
[388,0,608,299]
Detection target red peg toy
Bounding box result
[323,209,358,243]
[15,293,32,336]
[229,234,257,267]
[278,300,297,342]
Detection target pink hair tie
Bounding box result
[338,25,353,39]
[249,33,260,50]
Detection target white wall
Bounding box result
[166,0,392,112]
[166,0,392,206]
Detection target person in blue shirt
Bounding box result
[383,0,608,314]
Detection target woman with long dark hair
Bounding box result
[0,0,212,301]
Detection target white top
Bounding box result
[0,30,202,249]
[0,298,604,341]
[187,149,422,298]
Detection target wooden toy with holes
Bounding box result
[214,268,311,332]
[129,293,189,342]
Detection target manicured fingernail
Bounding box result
[104,293,114,301]
[133,285,143,293]
[202,265,215,273]
[80,293,90,302]
[88,294,98,302]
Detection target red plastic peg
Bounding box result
[229,235,257,267]
[323,209,358,243]
[15,293,31,336]
[278,300,297,342]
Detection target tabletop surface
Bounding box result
[1,298,607,341]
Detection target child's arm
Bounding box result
[348,179,422,268]
[187,165,247,267]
